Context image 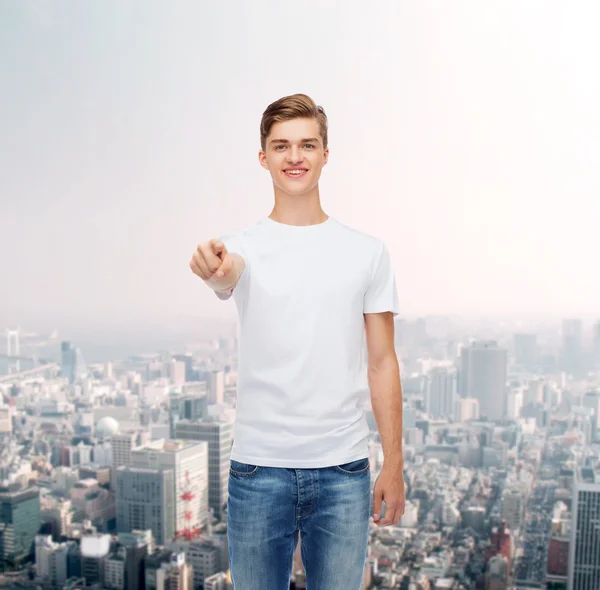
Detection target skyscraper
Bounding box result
[60,341,86,384]
[111,432,137,468]
[206,370,225,405]
[118,530,153,590]
[593,320,600,367]
[569,467,600,589]
[131,439,209,535]
[0,485,41,567]
[513,333,538,368]
[561,318,584,377]
[425,367,457,420]
[169,389,208,438]
[116,467,175,545]
[459,341,508,421]
[174,417,234,519]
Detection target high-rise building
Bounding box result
[454,397,480,423]
[117,530,154,590]
[561,318,584,377]
[116,467,175,545]
[583,392,600,437]
[0,485,41,566]
[173,354,195,382]
[80,534,111,587]
[35,535,70,588]
[105,547,126,590]
[145,549,173,589]
[568,467,600,589]
[169,390,208,437]
[111,432,138,469]
[505,389,524,420]
[593,320,600,366]
[206,370,225,405]
[513,333,538,368]
[169,360,187,386]
[40,497,73,539]
[60,341,86,384]
[459,341,508,421]
[501,487,524,532]
[131,440,210,535]
[174,417,233,519]
[425,367,456,420]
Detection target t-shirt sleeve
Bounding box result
[363,241,400,316]
[213,232,250,301]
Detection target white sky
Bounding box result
[1,1,598,332]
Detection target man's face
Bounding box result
[258,117,329,196]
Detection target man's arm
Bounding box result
[365,310,405,526]
[364,311,403,469]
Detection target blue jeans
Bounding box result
[227,457,372,590]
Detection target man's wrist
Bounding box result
[382,453,404,471]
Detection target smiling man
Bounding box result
[189,93,405,590]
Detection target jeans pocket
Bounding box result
[230,459,260,477]
[334,457,370,475]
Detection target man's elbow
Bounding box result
[367,354,400,376]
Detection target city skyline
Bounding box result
[1,1,599,331]
[1,3,599,588]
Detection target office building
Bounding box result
[455,397,480,423]
[169,389,208,437]
[111,432,137,469]
[60,341,86,384]
[568,467,600,589]
[561,318,584,377]
[35,535,70,588]
[116,467,175,545]
[459,341,507,421]
[206,370,225,405]
[0,485,41,566]
[80,534,111,587]
[117,530,154,590]
[174,417,233,519]
[131,439,210,535]
[425,367,456,420]
[513,333,538,368]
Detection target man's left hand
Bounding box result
[372,464,405,526]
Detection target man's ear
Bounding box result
[258,151,269,170]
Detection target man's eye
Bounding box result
[304,144,315,149]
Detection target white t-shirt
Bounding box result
[215,216,400,468]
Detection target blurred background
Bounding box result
[0,2,598,589]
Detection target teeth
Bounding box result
[286,170,305,175]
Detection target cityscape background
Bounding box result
[1,1,599,590]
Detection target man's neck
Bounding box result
[269,187,328,227]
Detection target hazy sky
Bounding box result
[1,1,598,334]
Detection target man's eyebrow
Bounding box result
[269,137,320,145]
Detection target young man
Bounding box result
[189,94,405,590]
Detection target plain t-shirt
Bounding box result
[214,216,399,468]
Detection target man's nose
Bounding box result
[286,146,303,162]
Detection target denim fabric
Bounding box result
[227,457,371,590]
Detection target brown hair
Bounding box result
[260,93,328,152]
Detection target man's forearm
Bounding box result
[368,358,404,469]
